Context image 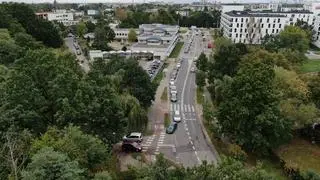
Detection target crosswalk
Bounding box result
[142,135,156,152]
[170,103,196,113]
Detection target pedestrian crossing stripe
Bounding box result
[170,103,196,113]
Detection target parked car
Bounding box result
[171,93,177,102]
[173,110,181,123]
[123,132,143,143]
[166,122,178,134]
[122,142,142,152]
[169,80,175,86]
[190,67,195,73]
[177,63,181,68]
[170,86,177,94]
[76,50,81,55]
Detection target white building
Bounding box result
[87,10,99,16]
[131,24,179,60]
[221,11,287,44]
[220,10,314,44]
[36,11,77,26]
[221,4,245,13]
[113,28,139,43]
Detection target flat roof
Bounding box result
[225,11,287,17]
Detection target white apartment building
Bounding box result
[113,28,139,43]
[221,4,245,13]
[220,10,314,44]
[36,11,77,26]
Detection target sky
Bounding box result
[0,0,271,4]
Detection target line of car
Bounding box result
[147,59,162,78]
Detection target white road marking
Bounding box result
[191,105,195,112]
[192,146,195,150]
[185,119,196,121]
[186,127,189,131]
[189,136,192,140]
[187,132,190,136]
[188,104,191,112]
[170,103,173,111]
[184,104,188,112]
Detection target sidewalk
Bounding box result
[147,58,177,134]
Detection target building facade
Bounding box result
[131,24,179,60]
[220,10,314,44]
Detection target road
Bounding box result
[144,29,218,167]
[64,37,90,72]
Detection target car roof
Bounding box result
[130,132,142,136]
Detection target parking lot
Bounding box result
[139,59,164,80]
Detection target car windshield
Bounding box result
[167,125,173,131]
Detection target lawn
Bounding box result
[161,87,168,101]
[169,42,184,58]
[164,113,170,127]
[276,138,320,174]
[196,87,204,105]
[300,59,320,73]
[179,27,188,34]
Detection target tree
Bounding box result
[308,73,320,109]
[196,70,206,89]
[13,32,43,50]
[278,26,309,53]
[217,60,292,154]
[92,25,115,51]
[196,52,208,72]
[115,8,127,21]
[295,19,314,42]
[30,126,111,176]
[0,39,22,65]
[85,21,96,33]
[21,147,84,180]
[76,21,87,37]
[128,29,137,43]
[93,171,112,180]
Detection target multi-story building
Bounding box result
[113,28,139,43]
[131,24,179,60]
[36,10,78,26]
[220,10,314,44]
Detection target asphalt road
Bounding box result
[64,37,90,72]
[144,29,218,167]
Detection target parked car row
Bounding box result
[184,32,195,53]
[147,59,161,78]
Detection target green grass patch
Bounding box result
[300,59,320,73]
[169,42,184,58]
[161,87,168,101]
[260,159,288,180]
[276,138,320,174]
[196,87,204,105]
[179,27,188,34]
[164,112,170,127]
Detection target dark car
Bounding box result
[166,122,178,134]
[122,142,142,152]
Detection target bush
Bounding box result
[227,143,248,162]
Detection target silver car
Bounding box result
[171,93,177,102]
[123,132,143,143]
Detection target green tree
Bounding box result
[196,52,208,72]
[93,171,112,180]
[128,29,137,43]
[76,21,87,37]
[92,25,115,51]
[278,26,309,53]
[0,39,22,65]
[196,70,206,89]
[13,32,43,50]
[217,60,292,154]
[308,73,320,109]
[21,147,84,180]
[295,19,314,42]
[85,21,96,33]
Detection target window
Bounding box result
[237,23,239,28]
[246,34,248,38]
[260,18,262,23]
[234,28,237,32]
[273,19,276,23]
[261,24,264,28]
[276,29,279,33]
[273,24,275,28]
[240,29,243,33]
[231,18,233,22]
[244,39,246,43]
[236,33,238,38]
[279,24,282,28]
[245,28,247,33]
[267,18,269,23]
[240,34,242,38]
[235,18,238,22]
[241,24,243,27]
[272,29,274,33]
[266,29,268,34]
[241,18,243,22]
[246,18,248,22]
[268,24,271,28]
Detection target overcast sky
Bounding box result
[0,0,272,4]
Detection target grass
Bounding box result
[276,138,320,174]
[300,59,320,73]
[161,87,168,101]
[259,159,288,180]
[196,87,204,105]
[179,27,188,34]
[164,113,170,127]
[169,42,184,58]
[153,71,164,85]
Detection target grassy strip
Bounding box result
[164,113,170,127]
[161,87,168,101]
[169,42,184,58]
[300,59,320,73]
[196,87,204,105]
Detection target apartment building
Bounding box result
[36,9,80,26]
[220,10,314,44]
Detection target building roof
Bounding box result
[225,11,287,17]
[281,3,304,8]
